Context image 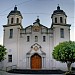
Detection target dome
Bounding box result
[51,5,67,18]
[7,6,23,18]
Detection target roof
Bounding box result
[51,5,67,18]
[7,6,23,18]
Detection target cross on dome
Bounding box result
[14,5,17,11]
[36,16,40,23]
[57,4,60,10]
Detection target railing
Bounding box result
[6,65,17,71]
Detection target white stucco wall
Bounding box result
[3,6,71,71]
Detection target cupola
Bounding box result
[7,6,23,25]
[51,5,67,24]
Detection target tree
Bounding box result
[0,45,7,62]
[52,41,75,74]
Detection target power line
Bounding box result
[0,0,34,14]
[0,7,13,14]
[16,0,34,6]
[0,0,74,18]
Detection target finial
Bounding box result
[14,5,17,11]
[36,16,40,23]
[57,4,60,10]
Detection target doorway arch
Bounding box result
[31,53,42,70]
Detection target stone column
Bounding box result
[26,57,28,69]
[43,57,46,69]
[42,57,44,69]
[28,57,30,69]
[42,57,46,69]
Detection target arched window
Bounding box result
[60,17,63,23]
[55,17,57,23]
[35,36,38,42]
[9,29,13,38]
[65,19,66,24]
[27,36,30,42]
[60,28,64,38]
[43,36,46,42]
[11,18,14,24]
[16,18,19,23]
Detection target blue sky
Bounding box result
[0,0,75,45]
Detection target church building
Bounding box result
[3,5,71,70]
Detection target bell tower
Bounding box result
[3,6,23,69]
[51,5,71,46]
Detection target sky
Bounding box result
[0,0,75,45]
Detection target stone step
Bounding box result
[7,69,65,74]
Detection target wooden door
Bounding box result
[31,54,42,70]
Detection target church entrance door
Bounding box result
[31,53,42,70]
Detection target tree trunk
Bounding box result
[66,61,72,72]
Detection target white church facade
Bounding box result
[3,6,71,70]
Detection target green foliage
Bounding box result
[52,41,75,63]
[0,45,7,62]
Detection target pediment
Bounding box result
[33,23,40,26]
[31,43,41,48]
[27,43,46,55]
